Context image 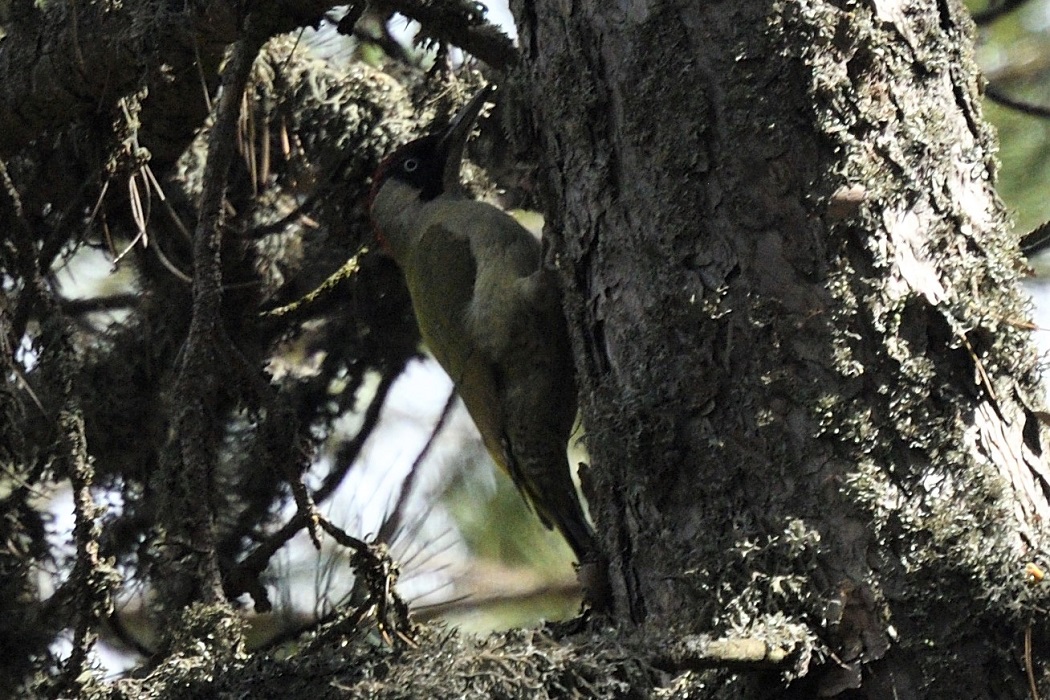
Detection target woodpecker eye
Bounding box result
[403,158,419,173]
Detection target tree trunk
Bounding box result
[512,0,1050,695]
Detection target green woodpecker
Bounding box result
[369,86,597,563]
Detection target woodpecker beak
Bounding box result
[438,84,496,192]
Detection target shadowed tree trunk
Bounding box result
[512,0,1050,696]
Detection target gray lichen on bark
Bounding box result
[511,0,1050,694]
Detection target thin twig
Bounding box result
[412,580,581,622]
[224,369,402,609]
[986,84,1050,119]
[60,293,141,314]
[376,389,457,545]
[260,247,368,318]
[1026,623,1040,700]
[317,369,400,503]
[193,37,214,113]
[973,0,1033,24]
[225,512,308,611]
[959,330,998,403]
[289,475,323,551]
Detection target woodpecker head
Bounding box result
[369,85,495,255]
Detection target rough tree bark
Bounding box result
[511,0,1050,696]
[3,0,1050,697]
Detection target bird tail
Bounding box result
[505,446,597,563]
[554,498,598,563]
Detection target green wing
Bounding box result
[406,222,477,381]
[405,222,529,495]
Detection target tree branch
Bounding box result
[376,389,457,545]
[972,0,1034,24]
[373,0,518,69]
[0,0,336,161]
[985,83,1050,119]
[156,13,271,617]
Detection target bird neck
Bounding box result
[370,178,429,262]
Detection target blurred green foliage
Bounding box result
[973,0,1050,233]
[442,458,582,630]
[449,463,575,569]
